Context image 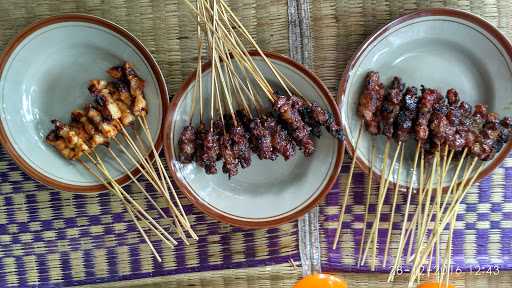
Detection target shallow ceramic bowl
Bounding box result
[339,8,512,189]
[164,52,343,228]
[0,15,168,193]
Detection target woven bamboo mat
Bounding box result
[312,0,512,274]
[85,267,512,288]
[0,1,299,287]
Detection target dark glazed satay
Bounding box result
[263,115,296,160]
[202,127,220,174]
[195,122,218,174]
[178,125,197,164]
[274,95,315,157]
[301,102,344,141]
[396,86,419,142]
[230,125,252,168]
[249,117,276,160]
[220,133,239,177]
[357,71,385,135]
[429,94,451,146]
[380,76,404,138]
[415,86,441,143]
[446,88,459,106]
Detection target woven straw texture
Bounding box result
[313,0,512,274]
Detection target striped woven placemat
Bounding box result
[310,0,512,273]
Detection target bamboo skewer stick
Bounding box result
[361,140,401,268]
[127,205,163,262]
[216,0,293,97]
[441,148,468,212]
[382,145,404,267]
[333,122,363,249]
[131,133,187,241]
[415,154,438,264]
[139,116,195,238]
[388,142,421,281]
[193,0,277,101]
[79,159,163,261]
[435,151,443,281]
[360,139,391,266]
[80,155,177,248]
[106,147,167,219]
[440,207,457,286]
[135,134,196,239]
[358,143,376,267]
[87,152,178,246]
[408,158,481,285]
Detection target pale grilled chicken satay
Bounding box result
[85,104,119,138]
[71,109,109,148]
[122,62,148,116]
[49,119,90,159]
[89,80,122,121]
[108,80,132,106]
[46,130,75,159]
[107,65,124,80]
[105,81,136,126]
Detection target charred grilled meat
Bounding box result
[381,76,404,138]
[415,86,441,143]
[396,86,418,142]
[230,125,252,168]
[178,125,197,164]
[301,102,344,141]
[274,95,315,157]
[263,115,296,160]
[357,71,385,135]
[249,117,276,160]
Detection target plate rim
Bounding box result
[0,14,169,193]
[163,51,343,228]
[337,7,512,189]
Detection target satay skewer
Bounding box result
[112,132,191,240]
[360,140,390,266]
[83,152,177,247]
[78,159,163,262]
[382,145,404,266]
[106,147,167,218]
[408,161,482,286]
[357,143,376,266]
[333,122,363,249]
[388,141,421,280]
[135,133,196,239]
[368,141,402,269]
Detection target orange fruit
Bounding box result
[294,273,347,288]
[417,282,455,288]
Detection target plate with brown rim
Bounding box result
[338,8,512,189]
[164,52,343,228]
[0,14,168,193]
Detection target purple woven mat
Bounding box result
[320,154,512,273]
[0,147,299,287]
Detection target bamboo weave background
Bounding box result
[0,0,512,287]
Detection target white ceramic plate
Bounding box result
[339,8,512,188]
[0,15,168,192]
[164,52,343,228]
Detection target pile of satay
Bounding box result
[177,94,344,177]
[176,0,344,178]
[45,62,196,262]
[359,71,510,162]
[334,70,512,286]
[46,63,147,159]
